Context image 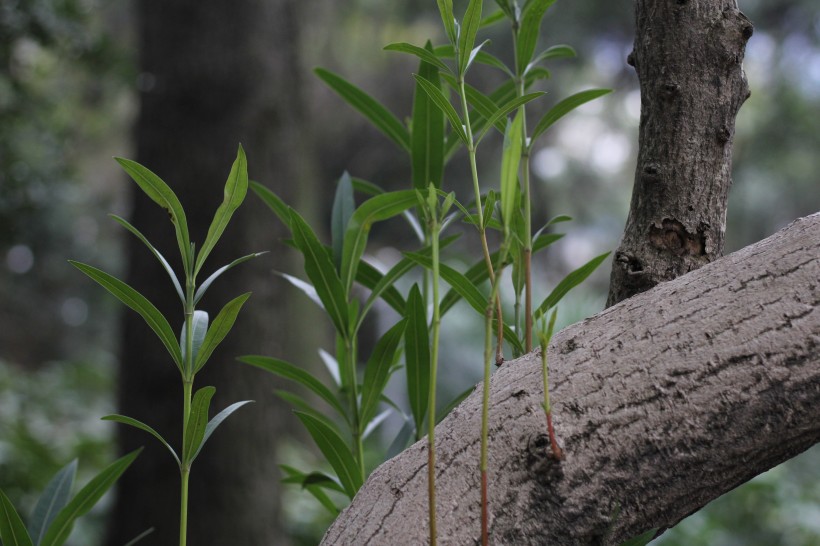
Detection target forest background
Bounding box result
[0,0,818,544]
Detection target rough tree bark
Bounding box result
[607,0,754,306]
[322,212,820,545]
[105,1,315,544]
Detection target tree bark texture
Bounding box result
[322,213,820,545]
[106,1,316,544]
[607,0,754,307]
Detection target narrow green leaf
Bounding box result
[315,68,410,152]
[434,45,512,77]
[194,252,265,305]
[192,400,254,461]
[294,411,363,498]
[183,386,215,465]
[195,144,248,276]
[476,92,545,144]
[436,0,457,44]
[0,489,34,546]
[274,390,342,435]
[193,292,251,373]
[500,112,525,233]
[355,260,407,319]
[110,214,184,304]
[40,449,141,546]
[250,181,290,226]
[527,44,576,73]
[404,285,430,434]
[350,177,385,196]
[341,190,418,295]
[28,460,76,546]
[480,9,507,28]
[238,356,348,421]
[361,319,407,424]
[384,42,451,74]
[299,472,347,495]
[180,310,208,367]
[413,75,468,145]
[411,42,445,191]
[114,158,191,276]
[458,0,483,75]
[516,0,557,75]
[70,261,182,372]
[102,415,180,468]
[279,272,323,309]
[532,232,564,253]
[534,252,611,319]
[279,466,341,515]
[331,172,356,270]
[289,208,349,337]
[531,89,613,142]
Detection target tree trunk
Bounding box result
[105,1,315,544]
[321,213,820,545]
[607,0,753,307]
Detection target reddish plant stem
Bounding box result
[546,411,564,460]
[481,469,489,546]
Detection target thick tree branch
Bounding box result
[323,213,820,545]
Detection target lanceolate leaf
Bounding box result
[181,310,208,367]
[384,42,450,74]
[114,158,191,276]
[193,292,251,374]
[102,415,180,467]
[458,0,483,76]
[480,9,507,29]
[110,214,184,304]
[238,356,348,421]
[192,400,254,461]
[40,449,141,546]
[404,285,430,434]
[28,460,77,546]
[413,75,468,145]
[194,252,265,305]
[434,45,512,77]
[355,260,407,319]
[531,89,613,142]
[0,489,33,546]
[294,412,363,499]
[436,0,457,44]
[183,386,216,465]
[315,68,410,152]
[476,92,545,145]
[249,181,290,226]
[289,208,349,337]
[195,144,248,276]
[274,390,342,435]
[534,252,611,319]
[411,41,445,191]
[516,0,558,75]
[527,44,576,73]
[331,172,356,270]
[341,190,418,295]
[70,261,182,372]
[361,319,407,424]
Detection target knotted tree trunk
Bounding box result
[607,0,753,306]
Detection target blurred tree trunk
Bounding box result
[105,1,316,544]
[606,0,753,307]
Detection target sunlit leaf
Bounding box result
[435,0,457,44]
[516,0,557,75]
[500,111,525,234]
[411,41,446,191]
[70,261,182,372]
[458,0,483,75]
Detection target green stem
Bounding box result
[428,215,441,546]
[458,78,505,364]
[180,378,193,546]
[346,337,365,480]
